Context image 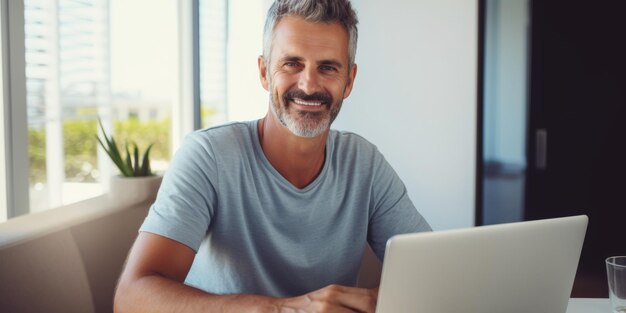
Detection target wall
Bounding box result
[334,0,478,230]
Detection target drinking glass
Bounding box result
[607,256,626,313]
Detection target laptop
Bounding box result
[375,215,588,313]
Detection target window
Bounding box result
[2,0,269,222]
[199,0,227,128]
[200,0,269,124]
[23,0,176,214]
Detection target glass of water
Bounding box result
[607,256,626,313]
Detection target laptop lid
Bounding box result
[375,215,588,313]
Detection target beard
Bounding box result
[269,86,344,138]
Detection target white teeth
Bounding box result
[293,98,322,106]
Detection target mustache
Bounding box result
[282,89,333,106]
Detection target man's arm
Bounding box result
[114,232,378,313]
[114,232,278,312]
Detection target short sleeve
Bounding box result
[367,152,431,260]
[139,132,218,252]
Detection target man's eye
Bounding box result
[320,65,337,72]
[285,62,299,67]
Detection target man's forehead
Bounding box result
[270,16,350,63]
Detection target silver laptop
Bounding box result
[376,215,588,313]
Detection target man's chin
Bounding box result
[284,118,330,138]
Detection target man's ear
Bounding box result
[343,63,358,99]
[258,55,269,91]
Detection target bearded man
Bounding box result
[114,1,430,312]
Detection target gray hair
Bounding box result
[262,0,359,68]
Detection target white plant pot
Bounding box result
[109,175,163,206]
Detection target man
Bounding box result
[114,0,430,312]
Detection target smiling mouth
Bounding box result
[282,89,332,110]
[292,98,324,106]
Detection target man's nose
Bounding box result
[297,68,322,95]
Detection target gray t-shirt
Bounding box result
[140,120,430,297]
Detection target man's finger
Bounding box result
[313,285,377,313]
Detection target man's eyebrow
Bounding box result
[277,55,304,63]
[318,59,343,69]
[276,55,344,68]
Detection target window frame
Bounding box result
[173,0,201,153]
[2,0,30,218]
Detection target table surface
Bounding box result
[567,298,611,313]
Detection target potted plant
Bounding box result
[97,119,162,205]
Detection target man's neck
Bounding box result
[257,114,328,189]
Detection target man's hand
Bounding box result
[276,284,379,313]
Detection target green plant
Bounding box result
[96,118,154,177]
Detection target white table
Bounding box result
[567,298,611,313]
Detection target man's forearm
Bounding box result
[114,274,279,313]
